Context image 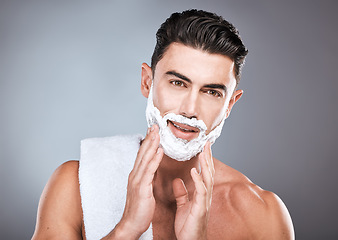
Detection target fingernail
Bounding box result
[150,125,155,132]
[156,148,161,154]
[151,135,155,141]
[147,128,150,135]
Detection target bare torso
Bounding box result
[33,158,293,240]
[151,158,277,239]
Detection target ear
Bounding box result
[225,89,243,119]
[141,63,153,98]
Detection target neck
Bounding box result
[153,153,200,205]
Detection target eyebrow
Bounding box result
[165,70,227,93]
[166,71,191,83]
[204,83,227,92]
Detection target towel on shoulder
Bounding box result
[79,134,153,240]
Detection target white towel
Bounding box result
[79,134,153,240]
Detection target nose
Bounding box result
[179,90,200,119]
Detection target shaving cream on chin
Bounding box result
[145,84,226,161]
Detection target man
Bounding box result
[32,9,294,239]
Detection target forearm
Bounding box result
[101,220,142,240]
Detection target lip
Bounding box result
[168,120,200,141]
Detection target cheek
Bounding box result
[152,84,181,116]
[203,101,228,132]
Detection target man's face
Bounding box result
[148,43,238,141]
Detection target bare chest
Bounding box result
[151,196,252,240]
[152,202,177,240]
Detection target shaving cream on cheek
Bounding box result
[145,84,226,161]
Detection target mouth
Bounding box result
[167,120,200,141]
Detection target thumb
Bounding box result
[172,178,189,207]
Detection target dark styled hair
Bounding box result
[151,9,248,86]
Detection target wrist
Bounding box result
[112,219,142,240]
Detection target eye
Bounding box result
[206,89,222,98]
[170,80,185,87]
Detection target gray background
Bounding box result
[1,0,337,239]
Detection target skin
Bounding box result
[32,43,294,240]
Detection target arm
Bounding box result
[261,191,295,240]
[102,124,163,240]
[228,183,295,240]
[32,160,84,240]
[33,125,163,240]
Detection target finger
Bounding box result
[133,130,160,182]
[203,141,215,180]
[191,168,207,208]
[199,152,214,209]
[133,124,159,171]
[137,130,160,172]
[204,141,214,176]
[172,178,189,208]
[141,147,164,186]
[208,143,215,176]
[132,127,151,170]
[133,125,157,169]
[199,151,213,192]
[203,142,215,203]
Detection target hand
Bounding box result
[117,125,163,239]
[173,141,214,240]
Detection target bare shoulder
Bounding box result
[32,160,84,240]
[210,158,295,239]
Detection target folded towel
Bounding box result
[79,134,153,240]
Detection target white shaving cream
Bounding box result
[146,84,226,161]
